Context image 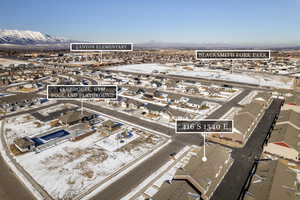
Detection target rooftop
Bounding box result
[245,160,298,200]
[153,144,233,200]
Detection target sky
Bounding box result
[1,0,300,45]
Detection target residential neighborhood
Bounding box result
[1,1,300,200]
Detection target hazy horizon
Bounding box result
[1,0,300,46]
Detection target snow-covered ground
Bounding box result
[108,63,294,89]
[5,114,53,144]
[0,58,29,67]
[37,103,77,116]
[95,130,140,152]
[120,145,194,200]
[6,111,164,200]
[15,131,162,200]
[108,63,176,74]
[169,70,294,89]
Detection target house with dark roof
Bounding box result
[59,111,96,126]
[187,98,204,109]
[143,89,161,100]
[143,103,165,115]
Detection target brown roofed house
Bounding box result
[153,145,233,200]
[244,160,298,200]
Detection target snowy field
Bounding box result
[37,103,77,116]
[108,63,294,89]
[108,63,176,74]
[0,58,29,67]
[15,131,162,200]
[95,130,140,152]
[5,114,53,144]
[6,112,164,200]
[169,70,294,89]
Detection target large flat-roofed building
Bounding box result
[244,160,298,200]
[152,144,233,200]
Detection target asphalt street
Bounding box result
[0,154,35,200]
[211,99,283,200]
[90,140,185,200]
[206,89,250,119]
[0,71,279,200]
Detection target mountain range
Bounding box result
[0,29,299,50]
[0,29,73,45]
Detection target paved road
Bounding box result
[66,90,251,200]
[69,101,176,137]
[0,71,270,200]
[211,99,283,200]
[2,101,61,120]
[104,69,271,91]
[0,153,35,200]
[207,89,251,119]
[90,140,185,200]
[0,120,36,200]
[122,85,224,104]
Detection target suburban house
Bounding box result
[123,87,144,96]
[186,98,206,109]
[143,103,165,116]
[14,137,35,152]
[166,93,182,104]
[143,89,161,100]
[162,105,193,121]
[151,80,162,88]
[143,103,192,122]
[164,79,177,89]
[264,109,300,161]
[185,86,199,94]
[102,120,123,132]
[121,98,144,110]
[0,93,39,110]
[244,160,298,200]
[152,145,233,200]
[59,111,97,126]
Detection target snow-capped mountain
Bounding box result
[0,29,73,45]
